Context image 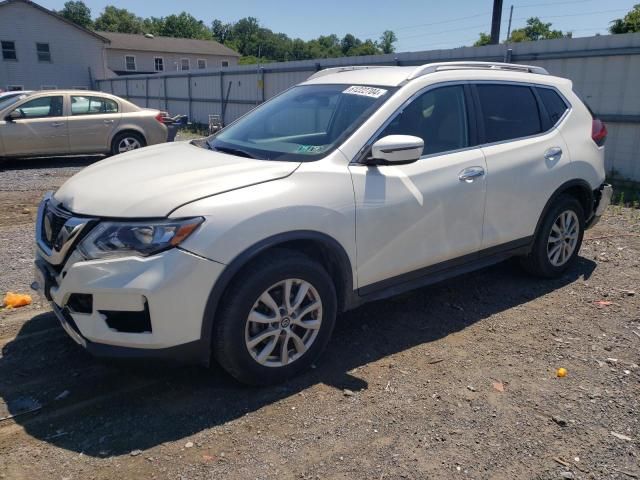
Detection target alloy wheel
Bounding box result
[547,209,580,267]
[244,279,323,367]
[117,137,142,153]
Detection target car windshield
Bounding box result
[205,84,395,161]
[0,93,30,111]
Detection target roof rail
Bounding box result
[307,65,394,81]
[407,61,549,80]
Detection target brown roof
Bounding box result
[99,31,240,57]
[0,0,109,42]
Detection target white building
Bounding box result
[0,0,109,91]
[0,0,240,92]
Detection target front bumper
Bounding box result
[33,247,225,363]
[586,183,613,229]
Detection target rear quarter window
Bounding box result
[536,87,569,126]
[476,84,542,143]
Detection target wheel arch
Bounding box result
[534,179,594,240]
[199,230,356,363]
[110,127,147,147]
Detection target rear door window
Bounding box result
[536,87,569,127]
[71,96,119,115]
[476,84,542,143]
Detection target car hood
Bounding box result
[54,142,300,217]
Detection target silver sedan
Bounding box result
[0,90,168,158]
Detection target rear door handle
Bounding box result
[544,147,563,162]
[459,166,485,183]
[51,122,64,127]
[103,119,114,124]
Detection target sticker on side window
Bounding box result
[343,86,388,98]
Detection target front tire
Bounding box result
[212,250,337,385]
[520,194,585,278]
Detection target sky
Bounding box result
[36,0,638,52]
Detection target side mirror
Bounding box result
[5,110,22,122]
[367,135,424,165]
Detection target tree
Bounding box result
[159,13,212,40]
[379,30,397,54]
[609,4,640,33]
[508,17,570,42]
[94,6,144,34]
[341,34,359,55]
[58,0,92,29]
[212,19,233,44]
[474,32,492,46]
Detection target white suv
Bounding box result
[33,62,612,385]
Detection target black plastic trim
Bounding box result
[55,304,206,363]
[533,179,595,239]
[358,236,533,299]
[199,230,355,364]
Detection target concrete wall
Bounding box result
[96,33,640,181]
[105,48,238,74]
[0,1,108,90]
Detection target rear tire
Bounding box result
[520,194,585,278]
[110,132,146,156]
[212,250,337,385]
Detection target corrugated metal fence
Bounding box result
[95,33,640,181]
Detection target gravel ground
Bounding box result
[0,158,638,480]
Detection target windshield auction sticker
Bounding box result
[343,86,388,98]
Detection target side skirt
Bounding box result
[355,237,533,304]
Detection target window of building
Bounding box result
[536,87,569,127]
[154,57,164,72]
[197,59,206,69]
[1,41,17,60]
[36,43,51,62]
[7,85,23,91]
[11,96,63,118]
[476,84,542,143]
[379,85,469,156]
[181,58,190,71]
[71,96,119,115]
[221,60,229,67]
[125,55,136,71]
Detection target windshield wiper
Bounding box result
[211,144,257,159]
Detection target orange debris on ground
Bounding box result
[2,292,32,308]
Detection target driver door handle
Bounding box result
[51,122,65,127]
[459,166,485,183]
[103,119,114,124]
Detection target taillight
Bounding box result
[155,111,168,124]
[592,118,607,147]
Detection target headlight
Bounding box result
[78,217,204,260]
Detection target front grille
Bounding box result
[42,203,72,249]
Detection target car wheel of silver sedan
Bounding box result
[110,132,146,156]
[213,249,337,385]
[118,137,142,153]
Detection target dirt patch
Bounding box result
[0,162,638,479]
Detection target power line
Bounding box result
[357,0,621,42]
[395,7,623,44]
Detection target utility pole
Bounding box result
[490,0,504,44]
[504,5,514,62]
